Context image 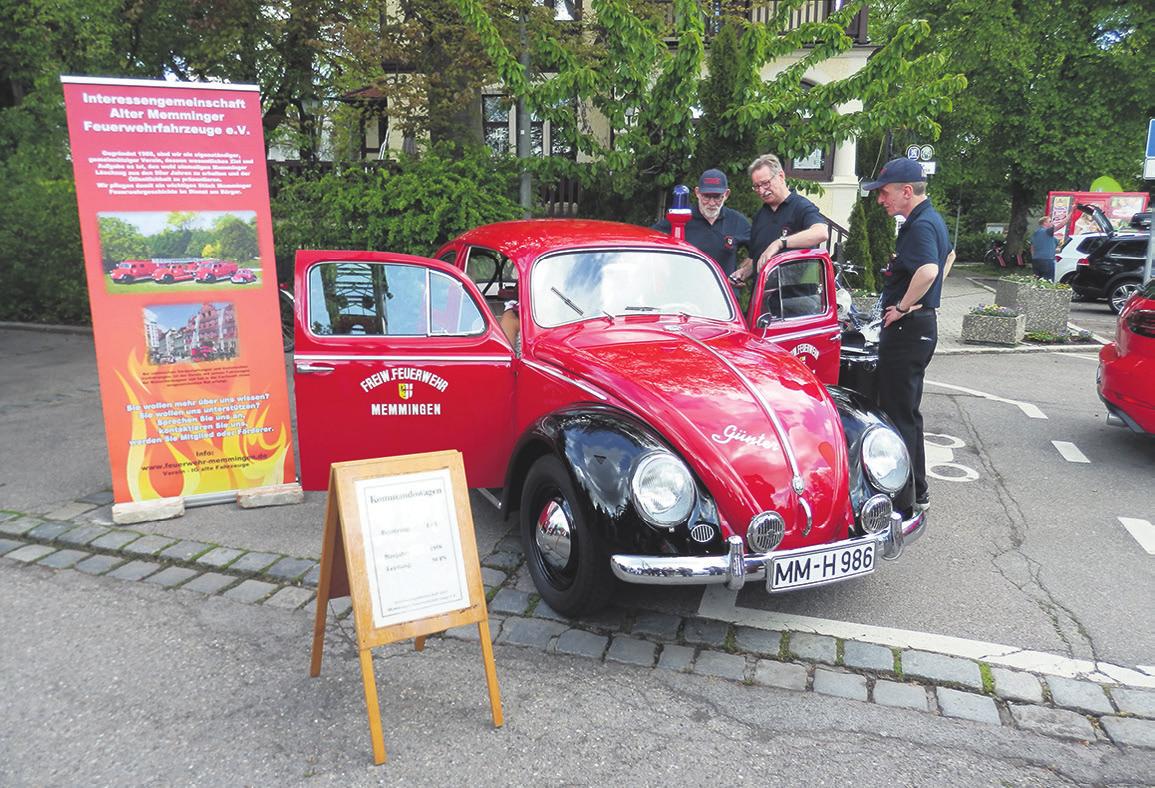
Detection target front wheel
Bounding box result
[520,455,614,617]
[1108,280,1140,314]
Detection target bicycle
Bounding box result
[984,238,1028,269]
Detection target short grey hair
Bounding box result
[747,154,783,178]
[910,182,927,196]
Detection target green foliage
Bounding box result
[970,304,1019,317]
[694,20,759,182]
[843,197,873,290]
[1024,329,1093,344]
[215,215,259,261]
[999,273,1070,290]
[955,231,999,264]
[864,196,895,288]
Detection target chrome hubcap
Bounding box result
[535,497,573,571]
[1113,284,1137,311]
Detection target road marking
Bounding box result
[1118,517,1155,554]
[926,380,1047,419]
[696,585,1155,688]
[924,433,979,482]
[1052,441,1090,463]
[1054,353,1101,362]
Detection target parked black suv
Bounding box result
[1069,205,1152,313]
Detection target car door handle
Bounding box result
[295,362,334,374]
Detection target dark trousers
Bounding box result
[1031,258,1054,280]
[877,310,938,501]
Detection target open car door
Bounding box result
[746,249,841,385]
[292,250,515,491]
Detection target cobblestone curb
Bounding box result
[3,502,1154,751]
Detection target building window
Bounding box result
[483,94,576,159]
[483,95,511,154]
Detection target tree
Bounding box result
[843,197,873,291]
[97,217,148,266]
[864,195,895,289]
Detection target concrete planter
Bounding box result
[961,312,1026,346]
[994,280,1073,334]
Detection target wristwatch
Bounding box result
[780,238,788,251]
[896,303,910,314]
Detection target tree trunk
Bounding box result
[1007,180,1031,257]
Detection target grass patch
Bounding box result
[778,632,792,661]
[835,639,845,666]
[979,662,995,694]
[892,647,903,679]
[525,594,540,616]
[723,627,738,654]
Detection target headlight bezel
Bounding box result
[629,450,697,528]
[861,425,910,494]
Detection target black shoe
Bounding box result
[914,494,930,512]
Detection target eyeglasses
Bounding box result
[751,174,780,193]
[698,193,726,201]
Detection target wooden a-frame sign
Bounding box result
[308,450,502,765]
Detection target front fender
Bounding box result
[826,385,915,514]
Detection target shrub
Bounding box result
[955,230,1000,264]
[843,197,873,290]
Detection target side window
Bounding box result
[764,259,825,320]
[464,247,516,315]
[430,271,485,335]
[1112,240,1146,261]
[439,249,457,265]
[307,262,430,337]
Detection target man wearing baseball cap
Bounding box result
[654,168,751,281]
[861,157,951,513]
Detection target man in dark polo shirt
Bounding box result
[653,168,751,279]
[730,153,828,285]
[862,157,951,512]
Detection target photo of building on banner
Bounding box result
[60,76,296,507]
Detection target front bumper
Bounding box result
[610,509,926,592]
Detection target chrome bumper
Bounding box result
[610,510,926,592]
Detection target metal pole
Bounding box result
[517,11,532,217]
[1144,223,1154,285]
[953,202,961,249]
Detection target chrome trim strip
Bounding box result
[761,325,840,343]
[521,360,609,401]
[293,354,512,363]
[610,509,926,588]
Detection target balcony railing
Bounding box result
[658,0,870,45]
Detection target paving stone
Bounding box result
[144,566,199,588]
[181,572,238,595]
[444,618,500,642]
[530,600,569,623]
[1111,687,1155,719]
[789,632,838,664]
[575,607,625,632]
[119,534,178,558]
[813,668,868,701]
[936,688,1001,725]
[106,560,161,582]
[0,537,23,556]
[873,680,929,711]
[480,567,507,587]
[222,579,279,604]
[302,564,321,587]
[38,549,90,569]
[195,547,245,569]
[1046,677,1114,715]
[0,511,17,523]
[902,650,984,690]
[0,517,41,537]
[844,641,896,673]
[657,644,696,673]
[1100,716,1155,749]
[76,490,115,506]
[694,651,747,682]
[554,628,609,659]
[74,554,124,575]
[606,636,657,668]
[160,540,214,563]
[229,552,282,574]
[265,586,315,610]
[489,588,531,615]
[27,521,74,542]
[55,524,109,547]
[632,612,682,641]
[511,567,537,593]
[734,627,782,656]
[482,550,521,571]
[494,536,522,555]
[263,557,315,582]
[1009,705,1095,741]
[991,668,1044,704]
[682,618,729,647]
[89,530,143,551]
[4,544,57,563]
[753,660,809,691]
[43,501,98,521]
[497,617,567,649]
[81,505,115,527]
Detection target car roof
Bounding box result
[453,219,692,261]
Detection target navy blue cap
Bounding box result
[697,169,728,194]
[862,158,926,190]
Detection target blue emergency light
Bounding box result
[670,184,691,212]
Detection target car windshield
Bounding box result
[530,249,733,327]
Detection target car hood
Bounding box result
[532,319,855,546]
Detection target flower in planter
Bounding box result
[998,273,1071,291]
[970,304,1020,317]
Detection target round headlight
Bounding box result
[861,426,910,493]
[630,452,696,527]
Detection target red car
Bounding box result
[230,267,256,284]
[195,259,238,282]
[109,259,157,283]
[1098,278,1155,434]
[292,220,923,615]
[152,261,199,283]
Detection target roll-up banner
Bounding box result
[61,76,296,504]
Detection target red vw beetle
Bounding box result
[1098,278,1155,435]
[293,220,924,615]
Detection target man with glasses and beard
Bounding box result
[654,169,751,287]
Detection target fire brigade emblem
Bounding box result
[398,383,414,400]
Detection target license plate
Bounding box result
[769,541,876,591]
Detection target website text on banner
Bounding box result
[60,76,296,504]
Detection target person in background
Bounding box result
[653,168,751,283]
[1029,215,1059,280]
[861,157,950,513]
[730,153,828,285]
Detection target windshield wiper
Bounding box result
[624,305,656,311]
[551,287,584,316]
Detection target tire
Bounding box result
[162,274,174,283]
[520,455,614,617]
[203,274,216,283]
[1108,280,1140,314]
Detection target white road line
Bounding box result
[926,380,1047,419]
[696,585,1155,688]
[1053,353,1101,362]
[1052,440,1090,463]
[1118,517,1155,554]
